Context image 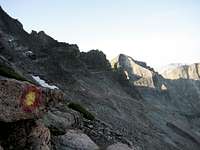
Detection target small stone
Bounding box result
[88,125,93,128]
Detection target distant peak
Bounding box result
[157,63,189,74]
[159,63,200,80]
[111,54,155,74]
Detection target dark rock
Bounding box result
[30,30,57,48]
[80,50,111,71]
[0,119,35,150]
[27,121,51,150]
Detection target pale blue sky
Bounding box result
[1,0,200,68]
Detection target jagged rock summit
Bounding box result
[111,54,162,89]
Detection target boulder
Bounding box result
[0,78,63,122]
[106,142,134,150]
[52,129,99,150]
[43,107,82,135]
[0,79,44,122]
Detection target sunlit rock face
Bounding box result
[111,54,161,88]
[160,63,200,80]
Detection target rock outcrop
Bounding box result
[111,54,162,89]
[80,50,111,71]
[160,63,200,80]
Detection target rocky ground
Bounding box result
[0,78,135,150]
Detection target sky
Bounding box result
[0,0,200,69]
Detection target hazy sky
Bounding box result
[1,0,200,68]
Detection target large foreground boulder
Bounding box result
[0,79,44,122]
[0,78,63,122]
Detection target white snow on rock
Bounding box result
[8,36,15,42]
[23,51,34,57]
[26,51,33,54]
[32,75,59,89]
[124,70,130,80]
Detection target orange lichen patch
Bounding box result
[20,85,42,112]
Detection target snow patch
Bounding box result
[124,71,130,80]
[32,75,59,89]
[24,51,33,57]
[161,84,167,91]
[26,51,33,54]
[8,36,15,42]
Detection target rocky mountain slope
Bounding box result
[112,54,200,150]
[0,6,200,150]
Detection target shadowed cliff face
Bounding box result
[0,6,200,150]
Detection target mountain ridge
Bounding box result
[0,6,200,150]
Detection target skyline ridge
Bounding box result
[0,1,200,68]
